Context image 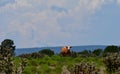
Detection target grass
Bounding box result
[14,55,105,74]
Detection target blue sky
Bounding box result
[0,0,120,48]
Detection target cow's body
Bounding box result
[61,46,72,56]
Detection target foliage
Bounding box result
[70,51,78,58]
[69,62,100,74]
[78,50,92,57]
[16,55,104,74]
[92,49,103,57]
[39,49,54,56]
[0,39,15,74]
[0,39,27,74]
[18,52,45,59]
[1,39,14,47]
[103,53,120,74]
[104,45,119,56]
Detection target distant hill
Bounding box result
[15,45,106,56]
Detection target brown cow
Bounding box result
[61,46,72,56]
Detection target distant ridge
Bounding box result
[15,45,107,56]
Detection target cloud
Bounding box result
[0,0,117,47]
[0,0,15,7]
[117,0,120,4]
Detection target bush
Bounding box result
[18,52,45,59]
[0,39,15,74]
[70,51,78,58]
[39,49,54,56]
[103,53,120,74]
[69,62,100,74]
[78,50,92,57]
[103,45,119,56]
[92,49,103,57]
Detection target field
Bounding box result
[0,39,120,74]
[14,55,106,74]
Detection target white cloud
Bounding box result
[0,0,116,47]
[117,0,120,4]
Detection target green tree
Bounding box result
[78,50,92,57]
[0,39,15,56]
[1,39,14,47]
[0,39,16,74]
[92,49,103,56]
[104,45,119,56]
[104,45,119,53]
[39,49,54,56]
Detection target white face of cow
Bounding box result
[66,46,72,50]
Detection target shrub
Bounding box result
[39,49,54,56]
[70,51,78,58]
[103,53,120,74]
[103,45,119,56]
[78,50,92,57]
[18,52,45,59]
[30,52,45,58]
[0,39,15,74]
[92,49,103,57]
[69,62,100,74]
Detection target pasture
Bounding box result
[14,55,105,74]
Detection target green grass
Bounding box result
[14,55,105,74]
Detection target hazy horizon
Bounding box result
[16,45,110,49]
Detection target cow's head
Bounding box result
[66,46,72,50]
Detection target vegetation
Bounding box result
[15,56,103,74]
[18,52,45,59]
[103,45,119,56]
[0,39,15,74]
[70,62,100,74]
[0,39,26,74]
[70,51,78,58]
[78,50,92,57]
[92,49,103,57]
[39,49,55,56]
[0,39,120,74]
[103,53,120,74]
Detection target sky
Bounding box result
[0,0,120,48]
